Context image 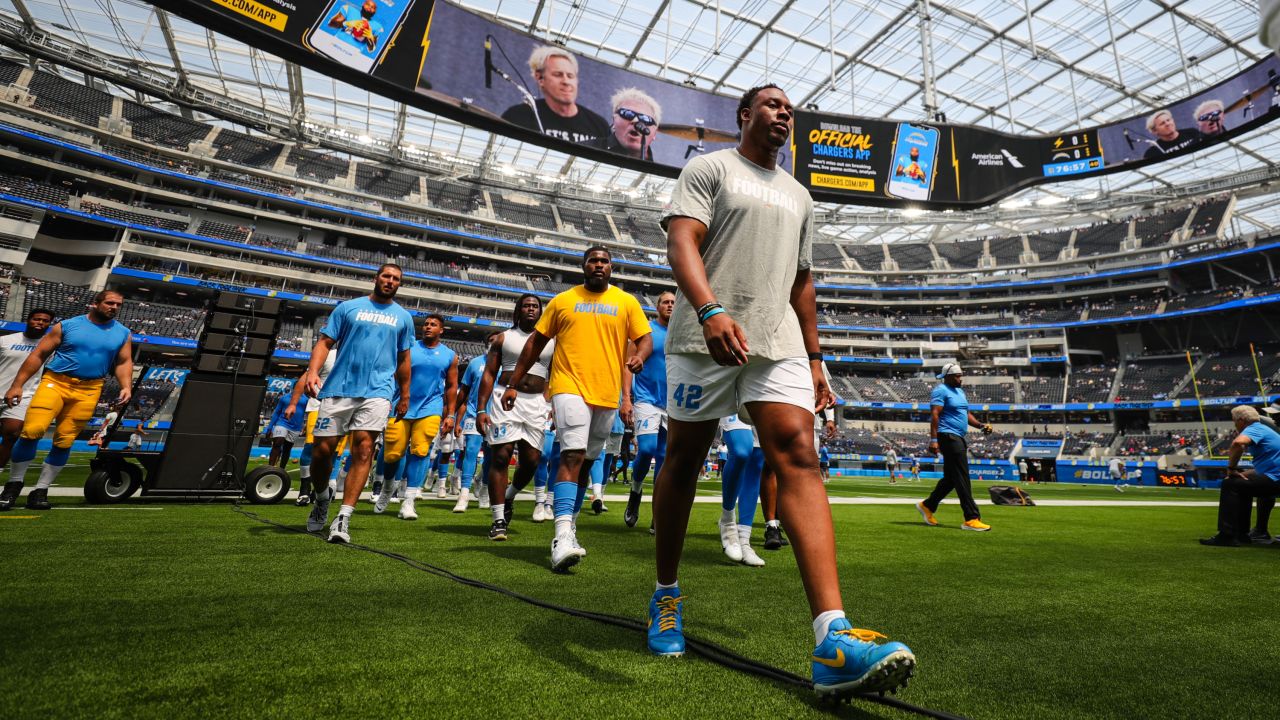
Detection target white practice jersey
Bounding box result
[306,353,337,412]
[0,332,45,397]
[500,327,555,378]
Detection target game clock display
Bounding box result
[1156,471,1192,487]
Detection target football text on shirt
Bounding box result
[728,175,800,217]
[354,310,400,326]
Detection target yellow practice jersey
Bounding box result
[536,285,650,408]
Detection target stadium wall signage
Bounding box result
[149,0,1280,209]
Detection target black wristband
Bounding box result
[807,351,824,361]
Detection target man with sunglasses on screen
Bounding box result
[1194,99,1226,137]
[603,87,661,161]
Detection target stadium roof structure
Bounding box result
[0,0,1276,247]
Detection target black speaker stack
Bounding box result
[148,292,283,493]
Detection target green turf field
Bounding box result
[2,456,1277,719]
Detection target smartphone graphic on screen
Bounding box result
[305,0,416,74]
[886,123,940,201]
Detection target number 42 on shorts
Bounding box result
[672,384,702,410]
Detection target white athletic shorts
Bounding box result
[0,393,33,422]
[633,402,667,437]
[461,414,479,436]
[552,393,617,459]
[667,354,815,424]
[313,397,391,437]
[605,433,623,455]
[486,386,549,448]
[271,425,301,445]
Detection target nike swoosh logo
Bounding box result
[812,649,845,668]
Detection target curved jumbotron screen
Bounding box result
[150,0,1280,208]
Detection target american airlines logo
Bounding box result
[355,310,399,326]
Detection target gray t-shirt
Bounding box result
[661,149,814,361]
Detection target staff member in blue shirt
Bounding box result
[1201,405,1280,546]
[1,290,132,511]
[916,363,994,532]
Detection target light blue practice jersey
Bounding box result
[399,341,455,419]
[632,320,667,408]
[459,355,486,419]
[930,383,969,437]
[318,297,414,400]
[46,315,130,380]
[268,390,306,432]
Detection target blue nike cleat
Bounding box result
[812,619,915,698]
[647,588,685,657]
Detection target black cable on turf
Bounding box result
[231,506,967,720]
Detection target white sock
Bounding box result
[337,468,348,484]
[374,473,385,488]
[338,504,354,518]
[591,482,603,498]
[813,610,847,645]
[328,479,338,492]
[720,507,735,525]
[631,476,644,493]
[534,486,546,504]
[504,484,518,501]
[737,524,752,545]
[9,460,32,485]
[404,486,419,500]
[492,505,505,522]
[299,465,311,480]
[656,580,678,592]
[554,514,572,536]
[35,463,62,491]
[766,519,781,529]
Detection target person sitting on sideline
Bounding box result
[1201,405,1280,547]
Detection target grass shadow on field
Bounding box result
[445,535,555,569]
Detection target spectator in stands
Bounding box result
[1201,406,1280,546]
[502,46,610,147]
[602,87,661,161]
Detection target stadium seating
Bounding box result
[491,194,557,231]
[889,243,933,270]
[1175,349,1280,398]
[987,237,1022,266]
[1020,376,1066,404]
[287,146,349,182]
[120,102,209,150]
[557,206,615,241]
[23,280,95,320]
[1073,222,1127,256]
[1067,363,1117,403]
[933,239,985,268]
[355,163,417,199]
[212,129,284,168]
[1114,358,1190,401]
[1061,431,1115,455]
[117,300,206,339]
[27,69,114,127]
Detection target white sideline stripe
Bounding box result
[36,488,1217,508]
[55,507,164,511]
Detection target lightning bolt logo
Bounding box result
[1053,137,1064,148]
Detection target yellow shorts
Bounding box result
[382,415,441,464]
[21,371,105,448]
[305,409,350,457]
